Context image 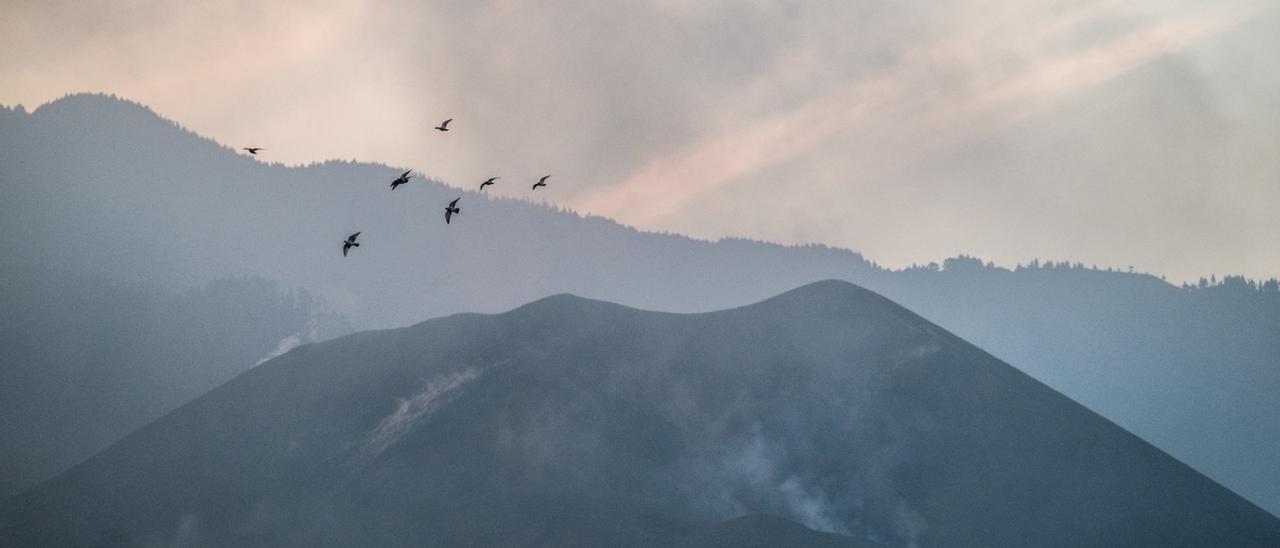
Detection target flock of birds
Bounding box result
[241,118,553,257]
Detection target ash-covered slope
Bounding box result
[3,281,1275,547]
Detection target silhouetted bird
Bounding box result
[435,119,452,132]
[444,198,461,224]
[242,147,263,155]
[480,177,499,191]
[342,232,361,257]
[390,169,413,190]
[532,175,550,190]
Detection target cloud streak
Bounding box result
[582,1,1258,225]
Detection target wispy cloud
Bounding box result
[580,2,1259,226]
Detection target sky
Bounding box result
[2,0,1277,282]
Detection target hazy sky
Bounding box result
[3,0,1277,282]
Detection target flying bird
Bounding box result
[342,232,361,257]
[435,118,452,132]
[444,197,461,224]
[242,147,263,155]
[480,177,499,190]
[532,175,550,190]
[390,169,413,190]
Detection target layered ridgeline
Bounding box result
[2,282,1276,547]
[1,94,1278,515]
[0,266,350,501]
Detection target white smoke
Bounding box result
[256,334,303,366]
[255,315,330,366]
[778,476,844,535]
[357,368,481,467]
[724,423,928,544]
[143,513,202,548]
[894,500,929,548]
[728,425,849,535]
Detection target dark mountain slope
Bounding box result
[673,514,880,547]
[3,281,1276,547]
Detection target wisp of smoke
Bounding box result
[357,368,481,468]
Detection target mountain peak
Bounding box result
[767,279,879,304]
[741,279,915,325]
[506,291,636,317]
[501,280,898,328]
[32,92,159,120]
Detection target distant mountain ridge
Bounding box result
[1,93,1277,515]
[2,281,1276,547]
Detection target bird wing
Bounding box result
[449,197,461,207]
[349,232,360,242]
[443,119,452,127]
[401,169,412,178]
[445,209,453,224]
[343,244,350,256]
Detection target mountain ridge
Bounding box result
[7,93,1256,285]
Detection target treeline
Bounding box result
[898,254,1279,293]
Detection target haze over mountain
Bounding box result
[3,282,1276,547]
[0,264,350,501]
[1,94,1277,517]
